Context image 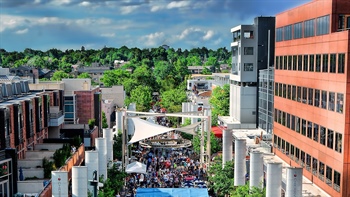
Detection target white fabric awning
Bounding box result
[126,161,147,174]
[128,118,174,144]
[175,122,203,135]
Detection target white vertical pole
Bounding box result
[222,129,232,167]
[249,151,264,189]
[234,139,246,186]
[266,162,282,197]
[286,167,303,197]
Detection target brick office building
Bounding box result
[273,0,350,196]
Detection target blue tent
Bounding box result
[136,188,209,197]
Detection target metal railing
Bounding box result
[49,110,63,119]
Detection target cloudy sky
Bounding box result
[0,0,309,52]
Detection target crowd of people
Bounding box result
[124,145,207,196]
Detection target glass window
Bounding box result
[297,87,301,102]
[302,87,307,104]
[328,92,335,111]
[308,88,313,105]
[287,113,291,128]
[316,15,330,35]
[316,54,321,72]
[313,123,319,142]
[288,56,292,70]
[347,16,350,29]
[279,56,283,70]
[304,19,315,37]
[293,55,297,70]
[313,158,318,176]
[300,150,305,165]
[294,22,303,39]
[309,54,315,72]
[244,63,253,71]
[274,82,278,96]
[244,47,254,55]
[284,56,287,70]
[287,85,291,99]
[326,166,333,186]
[336,93,344,113]
[244,31,254,39]
[291,115,295,131]
[319,162,325,181]
[334,171,341,192]
[298,55,303,71]
[295,147,300,160]
[335,132,342,153]
[276,56,279,69]
[292,86,296,101]
[283,25,292,40]
[327,129,334,149]
[338,15,345,30]
[307,121,312,139]
[338,53,345,73]
[314,89,320,107]
[302,119,306,136]
[291,144,295,158]
[306,154,311,171]
[279,84,282,97]
[322,54,329,73]
[296,117,300,133]
[283,84,287,98]
[321,90,327,109]
[330,54,336,73]
[320,126,326,145]
[282,112,286,126]
[303,55,308,71]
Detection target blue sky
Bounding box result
[0,0,309,52]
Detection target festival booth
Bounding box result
[126,161,147,174]
[136,188,209,197]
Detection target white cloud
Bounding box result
[177,27,201,40]
[101,33,115,38]
[120,5,139,14]
[140,32,165,47]
[167,1,191,9]
[213,38,222,45]
[79,1,91,7]
[203,30,214,40]
[15,28,28,34]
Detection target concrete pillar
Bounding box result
[127,103,136,135]
[103,128,114,167]
[191,104,198,124]
[234,139,246,186]
[204,108,212,163]
[266,162,282,197]
[72,166,88,197]
[85,151,99,193]
[222,129,232,167]
[115,110,123,134]
[182,102,187,124]
[52,171,68,197]
[249,151,264,189]
[96,138,107,181]
[286,167,303,197]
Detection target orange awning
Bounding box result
[211,126,222,138]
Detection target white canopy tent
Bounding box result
[126,161,147,174]
[128,118,203,144]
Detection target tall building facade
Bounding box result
[227,16,275,128]
[258,67,274,133]
[273,0,350,196]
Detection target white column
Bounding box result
[222,129,232,167]
[127,103,136,135]
[115,110,122,134]
[85,150,99,193]
[72,166,88,197]
[249,151,264,189]
[234,138,246,186]
[191,104,198,124]
[182,102,187,124]
[103,128,114,167]
[266,162,282,197]
[52,171,68,197]
[286,167,303,197]
[96,138,107,181]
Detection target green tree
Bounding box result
[51,70,71,81]
[159,88,187,113]
[125,85,152,112]
[208,158,235,197]
[209,84,230,126]
[102,111,108,128]
[97,164,127,197]
[77,72,91,79]
[100,69,130,87]
[231,183,266,197]
[192,131,220,155]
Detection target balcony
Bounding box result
[48,106,64,127]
